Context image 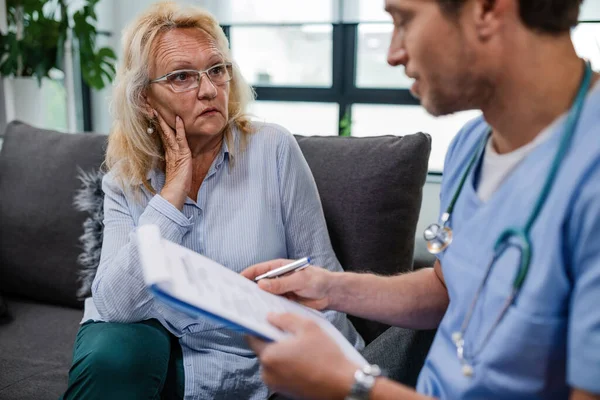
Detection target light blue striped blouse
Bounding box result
[87,122,364,399]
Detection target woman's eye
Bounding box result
[209,66,224,76]
[171,72,191,82]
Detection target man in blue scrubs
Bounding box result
[243,0,600,399]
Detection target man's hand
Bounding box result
[247,313,358,400]
[241,259,335,310]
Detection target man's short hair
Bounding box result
[438,0,583,34]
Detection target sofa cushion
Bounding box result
[295,134,431,342]
[0,298,82,399]
[0,294,11,324]
[0,121,107,309]
[363,326,436,387]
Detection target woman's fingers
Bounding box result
[154,111,190,154]
[174,115,190,152]
[154,109,177,151]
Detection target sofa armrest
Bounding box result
[362,326,436,388]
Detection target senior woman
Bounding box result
[61,2,363,400]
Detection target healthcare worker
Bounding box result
[242,0,600,399]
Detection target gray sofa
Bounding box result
[0,121,435,399]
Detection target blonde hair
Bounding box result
[105,1,255,192]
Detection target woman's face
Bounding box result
[146,28,230,138]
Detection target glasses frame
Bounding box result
[148,62,233,93]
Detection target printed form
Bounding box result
[136,224,367,367]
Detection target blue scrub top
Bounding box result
[417,83,600,399]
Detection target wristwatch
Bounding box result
[345,364,382,400]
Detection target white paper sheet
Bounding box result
[136,224,367,367]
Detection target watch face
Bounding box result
[364,364,382,377]
[346,368,378,400]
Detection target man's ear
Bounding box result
[471,0,512,41]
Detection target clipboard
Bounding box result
[136,224,368,367]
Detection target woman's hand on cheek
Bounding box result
[154,109,192,210]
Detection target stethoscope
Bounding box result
[423,61,593,377]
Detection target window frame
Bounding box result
[81,19,600,173]
[224,23,418,136]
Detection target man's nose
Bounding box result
[387,29,408,67]
[388,46,408,67]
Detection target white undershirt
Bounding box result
[477,121,556,202]
[477,78,600,202]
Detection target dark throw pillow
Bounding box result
[295,133,431,343]
[0,121,107,309]
[73,169,106,299]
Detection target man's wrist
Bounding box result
[327,271,364,312]
[325,271,347,311]
[331,361,360,400]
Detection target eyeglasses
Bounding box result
[149,63,233,93]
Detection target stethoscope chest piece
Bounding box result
[424,213,453,254]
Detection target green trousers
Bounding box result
[61,319,185,400]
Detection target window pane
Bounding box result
[572,23,600,71]
[356,21,600,89]
[231,26,333,87]
[351,104,482,172]
[343,0,391,23]
[9,77,68,132]
[43,79,69,132]
[249,101,339,136]
[213,0,334,24]
[580,2,600,20]
[356,24,411,88]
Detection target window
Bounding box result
[351,105,481,172]
[572,23,600,70]
[356,24,411,89]
[87,0,600,173]
[212,0,335,24]
[5,73,68,133]
[42,78,69,132]
[249,101,339,136]
[222,1,600,172]
[343,0,392,23]
[580,2,600,21]
[231,26,333,87]
[224,1,448,170]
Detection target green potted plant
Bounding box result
[339,107,352,137]
[0,0,117,127]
